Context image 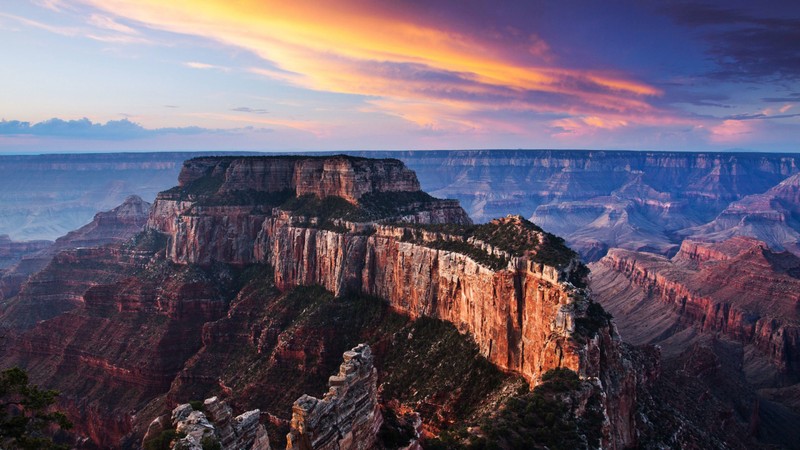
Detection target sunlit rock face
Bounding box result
[591,237,800,373]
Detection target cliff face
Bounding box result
[0,249,236,447]
[0,195,151,303]
[175,156,420,203]
[590,238,800,448]
[258,219,581,386]
[591,238,800,374]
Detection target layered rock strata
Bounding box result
[162,397,271,450]
[590,237,800,374]
[0,195,151,302]
[286,344,382,450]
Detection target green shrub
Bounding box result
[188,400,204,411]
[143,429,179,450]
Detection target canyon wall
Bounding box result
[591,238,800,375]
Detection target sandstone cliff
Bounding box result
[591,237,800,374]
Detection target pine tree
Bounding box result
[0,367,72,450]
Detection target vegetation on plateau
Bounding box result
[425,368,604,450]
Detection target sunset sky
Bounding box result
[1,0,799,152]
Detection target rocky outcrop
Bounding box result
[257,217,583,387]
[51,195,151,250]
[148,156,470,266]
[163,397,270,450]
[286,344,382,450]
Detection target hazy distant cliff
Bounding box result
[350,150,800,261]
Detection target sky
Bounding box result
[0,0,799,153]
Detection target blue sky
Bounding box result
[1,0,799,153]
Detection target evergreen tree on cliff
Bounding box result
[0,367,72,450]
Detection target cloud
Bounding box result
[725,112,800,121]
[77,0,664,131]
[0,118,212,140]
[0,11,80,37]
[184,61,231,72]
[663,2,800,81]
[762,93,800,103]
[709,119,755,143]
[88,14,138,34]
[231,107,269,114]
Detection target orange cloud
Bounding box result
[78,0,664,130]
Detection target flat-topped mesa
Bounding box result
[147,155,471,265]
[286,344,382,450]
[170,155,420,203]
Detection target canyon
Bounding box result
[2,151,798,449]
[1,155,656,449]
[590,237,800,448]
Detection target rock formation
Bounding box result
[150,397,271,450]
[146,156,644,448]
[147,158,589,387]
[590,237,800,373]
[0,195,151,303]
[286,344,382,450]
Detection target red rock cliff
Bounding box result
[591,238,800,374]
